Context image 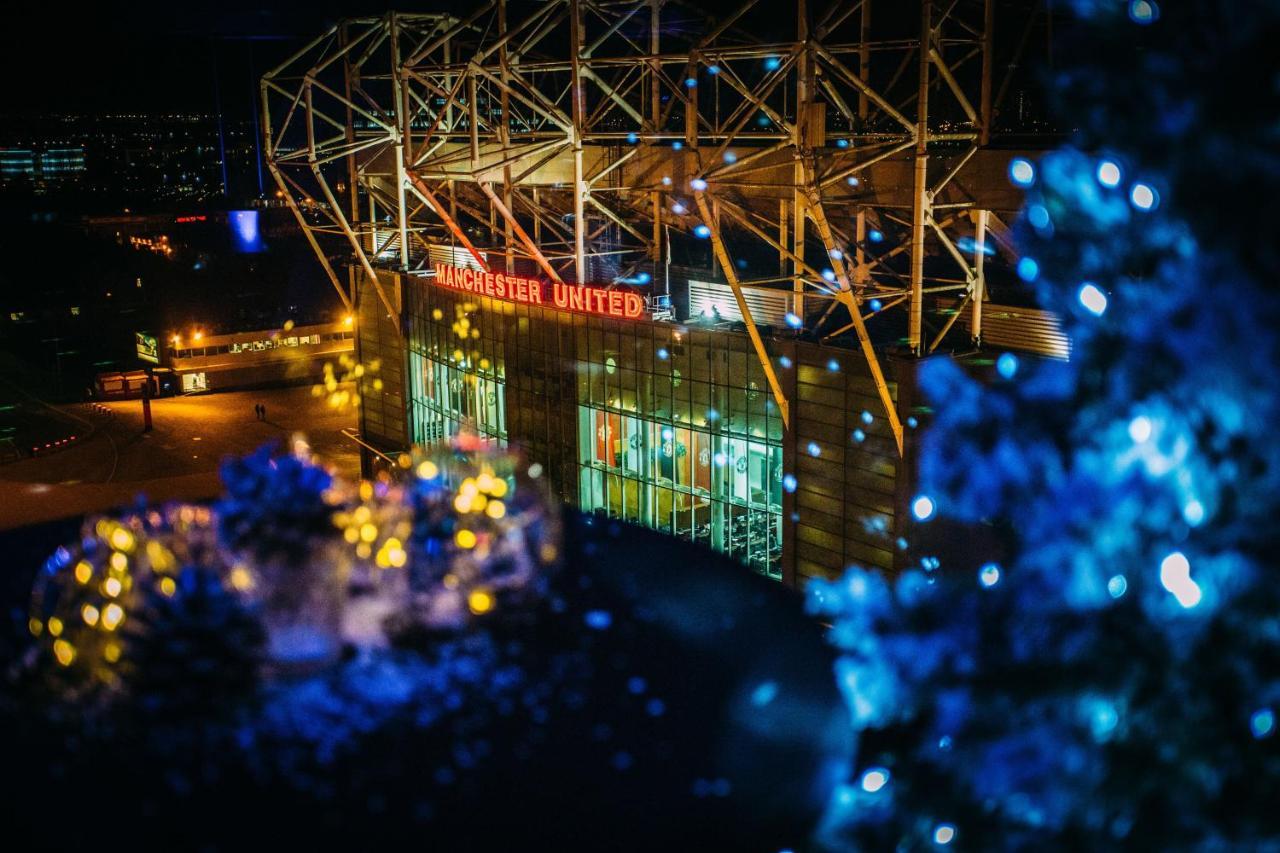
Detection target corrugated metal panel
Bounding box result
[426,243,484,270]
[939,299,1072,359]
[688,279,790,326]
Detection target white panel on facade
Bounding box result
[687,279,790,326]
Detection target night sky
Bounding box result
[0,1,412,118]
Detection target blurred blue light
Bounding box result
[997,352,1019,379]
[584,610,613,630]
[1009,157,1035,186]
[1016,257,1040,281]
[685,77,697,87]
[778,355,793,368]
[626,131,638,144]
[807,442,821,457]
[764,57,781,71]
[822,268,837,282]
[846,176,860,186]
[1097,160,1122,187]
[979,563,1001,587]
[657,347,669,360]
[723,151,737,163]
[861,410,873,425]
[868,229,883,243]
[672,141,683,150]
[785,312,803,329]
[690,178,708,191]
[782,474,797,493]
[694,224,711,238]
[934,824,956,845]
[1128,415,1153,443]
[852,429,865,443]
[912,495,936,521]
[707,65,720,75]
[860,768,890,793]
[836,138,849,149]
[1129,0,1159,24]
[1130,183,1158,210]
[827,358,840,372]
[869,298,882,312]
[1108,575,1128,599]
[1079,283,1108,316]
[1160,551,1201,608]
[1251,708,1275,739]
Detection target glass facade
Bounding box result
[402,273,785,579]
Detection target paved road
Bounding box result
[0,385,360,529]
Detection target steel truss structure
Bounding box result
[263,0,1041,457]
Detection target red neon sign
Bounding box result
[175,215,207,223]
[431,262,645,320]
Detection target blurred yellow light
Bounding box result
[467,589,494,615]
[103,577,122,598]
[397,453,412,469]
[343,526,360,544]
[356,542,372,560]
[343,315,354,327]
[74,561,92,584]
[417,461,439,479]
[229,567,254,592]
[476,473,494,493]
[48,617,63,637]
[453,494,471,514]
[432,308,444,320]
[28,618,42,637]
[388,548,407,568]
[485,500,507,520]
[104,643,122,664]
[490,479,508,498]
[358,485,373,504]
[159,577,177,597]
[442,573,459,590]
[540,543,559,564]
[101,604,124,631]
[193,331,204,342]
[82,604,100,626]
[53,639,75,667]
[360,523,378,543]
[455,529,477,549]
[109,552,128,572]
[109,528,135,552]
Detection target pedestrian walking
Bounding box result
[260,404,267,422]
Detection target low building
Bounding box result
[164,322,355,393]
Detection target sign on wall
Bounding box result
[135,331,159,364]
[431,262,645,320]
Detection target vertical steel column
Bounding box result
[792,0,810,319]
[980,0,995,146]
[569,0,588,284]
[854,0,871,288]
[972,208,988,343]
[499,0,515,274]
[389,14,410,269]
[908,0,932,354]
[649,0,662,266]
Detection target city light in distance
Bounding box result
[911,495,936,521]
